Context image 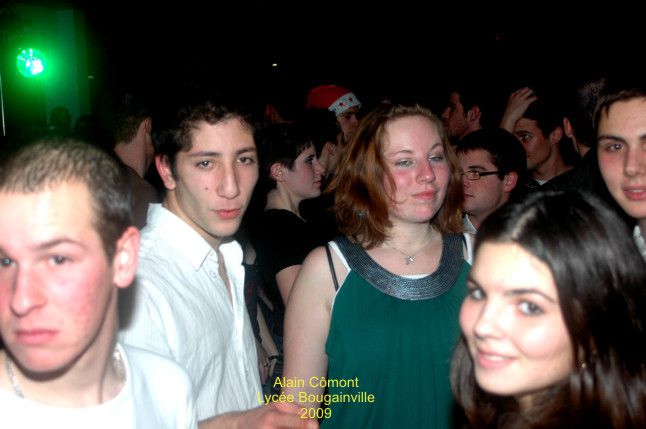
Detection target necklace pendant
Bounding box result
[406,255,415,265]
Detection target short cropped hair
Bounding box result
[257,123,315,186]
[446,80,498,129]
[331,102,463,248]
[456,128,528,195]
[0,139,132,260]
[521,97,563,138]
[99,91,150,147]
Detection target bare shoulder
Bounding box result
[289,245,347,309]
[301,245,348,285]
[294,246,333,291]
[301,246,330,271]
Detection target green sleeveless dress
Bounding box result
[321,234,469,429]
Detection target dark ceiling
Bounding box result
[5,1,645,107]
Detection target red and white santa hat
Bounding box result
[306,85,361,117]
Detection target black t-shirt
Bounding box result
[299,192,340,244]
[251,209,323,335]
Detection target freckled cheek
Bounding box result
[391,173,412,189]
[54,269,111,327]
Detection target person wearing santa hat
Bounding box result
[306,84,362,144]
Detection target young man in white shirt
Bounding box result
[118,95,316,429]
[0,139,196,428]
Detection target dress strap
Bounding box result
[325,243,340,291]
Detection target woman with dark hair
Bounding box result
[452,190,646,428]
[282,103,468,428]
[249,123,325,377]
[252,123,325,312]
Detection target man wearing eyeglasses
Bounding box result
[456,129,528,262]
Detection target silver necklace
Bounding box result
[4,347,125,398]
[383,234,434,265]
[4,352,24,397]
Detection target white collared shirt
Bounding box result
[462,214,477,265]
[119,204,260,421]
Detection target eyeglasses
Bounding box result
[461,170,500,181]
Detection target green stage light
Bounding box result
[16,48,47,78]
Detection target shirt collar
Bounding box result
[463,214,477,235]
[145,204,243,270]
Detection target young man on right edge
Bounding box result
[595,80,646,261]
[118,95,317,428]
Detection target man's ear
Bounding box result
[112,227,140,289]
[270,163,285,182]
[324,141,337,157]
[141,117,152,135]
[503,171,518,193]
[549,127,564,145]
[467,105,482,123]
[155,154,176,190]
[562,117,575,139]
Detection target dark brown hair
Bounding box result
[451,191,646,428]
